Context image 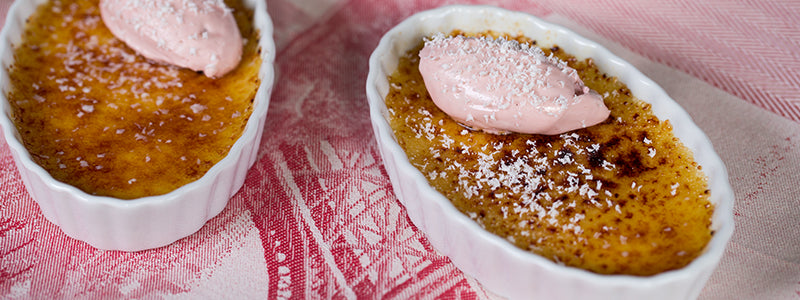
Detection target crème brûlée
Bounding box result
[385,31,714,276]
[6,0,261,199]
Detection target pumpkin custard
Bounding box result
[6,0,261,199]
[385,31,713,276]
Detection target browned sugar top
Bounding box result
[7,0,261,199]
[385,31,713,276]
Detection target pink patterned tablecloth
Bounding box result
[1,0,799,299]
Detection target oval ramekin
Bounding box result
[0,0,276,251]
[366,5,734,300]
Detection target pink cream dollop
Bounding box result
[418,34,610,135]
[100,0,243,78]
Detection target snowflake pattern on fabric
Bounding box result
[0,0,799,298]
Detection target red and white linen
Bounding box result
[0,0,798,298]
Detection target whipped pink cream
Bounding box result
[418,34,610,135]
[100,0,243,78]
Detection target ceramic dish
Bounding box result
[366,5,734,300]
[0,0,276,251]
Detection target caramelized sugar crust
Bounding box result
[386,31,713,276]
[7,0,261,199]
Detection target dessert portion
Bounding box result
[5,0,262,199]
[385,31,713,276]
[419,33,609,135]
[100,0,243,78]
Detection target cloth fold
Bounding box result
[0,0,798,299]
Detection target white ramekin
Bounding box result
[366,5,734,300]
[0,0,276,251]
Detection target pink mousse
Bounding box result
[100,0,243,78]
[419,34,610,135]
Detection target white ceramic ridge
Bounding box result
[366,5,734,300]
[0,0,276,251]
